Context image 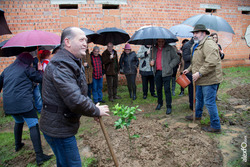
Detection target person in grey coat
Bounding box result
[150,39,180,115]
[137,45,157,99]
[0,52,51,165]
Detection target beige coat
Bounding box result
[187,36,223,85]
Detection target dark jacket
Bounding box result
[39,49,100,138]
[102,49,119,76]
[119,51,139,75]
[0,59,43,115]
[182,38,194,73]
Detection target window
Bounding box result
[94,0,127,5]
[59,4,78,9]
[50,0,87,4]
[200,4,220,13]
[238,6,250,15]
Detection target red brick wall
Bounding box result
[0,0,249,106]
[0,0,250,72]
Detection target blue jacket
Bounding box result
[0,59,43,115]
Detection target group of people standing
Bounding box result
[0,24,225,166]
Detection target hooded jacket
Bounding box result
[187,36,223,85]
[0,58,43,115]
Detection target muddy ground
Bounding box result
[1,84,250,167]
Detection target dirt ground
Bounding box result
[76,85,249,167]
[1,84,249,167]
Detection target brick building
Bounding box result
[0,0,249,73]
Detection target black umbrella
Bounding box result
[94,27,130,46]
[128,26,178,45]
[182,14,235,34]
[80,28,100,43]
[0,9,12,35]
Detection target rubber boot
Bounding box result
[30,124,52,165]
[132,87,137,100]
[14,122,24,152]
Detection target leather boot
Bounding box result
[14,122,24,152]
[30,124,52,165]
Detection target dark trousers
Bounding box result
[125,74,137,96]
[155,70,172,108]
[141,75,155,96]
[106,74,118,99]
[187,74,193,110]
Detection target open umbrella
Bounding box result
[0,40,8,48]
[128,26,178,45]
[169,24,193,38]
[0,9,11,35]
[182,14,235,34]
[2,30,60,57]
[80,28,100,43]
[245,25,250,47]
[94,27,130,46]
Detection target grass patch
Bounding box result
[82,156,98,167]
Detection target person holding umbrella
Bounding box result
[102,42,121,102]
[0,52,52,165]
[183,24,223,133]
[119,43,139,100]
[150,39,180,115]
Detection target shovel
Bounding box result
[99,117,119,167]
[188,81,198,128]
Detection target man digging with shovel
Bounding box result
[39,27,110,166]
[183,24,223,133]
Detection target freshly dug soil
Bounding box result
[227,84,250,99]
[80,115,223,167]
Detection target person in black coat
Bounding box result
[119,43,139,100]
[182,37,194,110]
[0,52,51,165]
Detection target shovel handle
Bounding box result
[99,117,119,167]
[193,81,196,123]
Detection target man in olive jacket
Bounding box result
[183,24,223,133]
[102,42,121,102]
[150,39,180,115]
[39,27,110,166]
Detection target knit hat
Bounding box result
[123,43,132,50]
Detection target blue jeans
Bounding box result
[12,112,38,128]
[92,77,103,103]
[43,134,82,167]
[88,83,93,99]
[195,84,221,129]
[33,84,43,113]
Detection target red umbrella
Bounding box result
[1,30,60,57]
